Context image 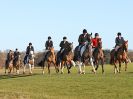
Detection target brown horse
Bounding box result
[93,38,104,74]
[5,51,14,74]
[110,41,128,74]
[57,42,74,74]
[13,52,21,74]
[42,47,59,74]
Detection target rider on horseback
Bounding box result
[92,33,101,54]
[59,36,69,60]
[114,32,125,58]
[78,29,92,57]
[25,43,34,63]
[44,36,54,61]
[14,48,20,61]
[45,36,53,50]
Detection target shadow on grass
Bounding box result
[0,73,41,80]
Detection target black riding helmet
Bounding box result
[48,36,51,39]
[63,36,67,39]
[117,32,121,36]
[29,42,32,45]
[95,33,99,37]
[83,29,87,33]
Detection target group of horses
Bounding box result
[40,39,129,75]
[4,39,129,75]
[5,51,35,74]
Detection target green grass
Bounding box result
[0,63,133,99]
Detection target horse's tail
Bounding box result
[110,49,115,65]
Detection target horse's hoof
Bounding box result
[68,71,71,74]
[82,72,85,74]
[78,71,82,74]
[61,72,64,74]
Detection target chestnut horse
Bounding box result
[5,51,14,74]
[93,38,104,74]
[13,52,21,74]
[110,41,128,74]
[42,47,59,74]
[57,42,74,74]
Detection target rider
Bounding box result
[59,36,69,54]
[14,48,20,61]
[6,50,12,62]
[92,33,101,53]
[114,32,125,58]
[78,29,92,56]
[92,33,100,48]
[115,32,125,52]
[26,42,34,62]
[45,36,53,50]
[44,36,54,60]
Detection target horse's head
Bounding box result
[50,47,55,53]
[9,52,14,61]
[29,51,34,55]
[123,40,128,52]
[66,42,73,52]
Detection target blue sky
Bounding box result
[0,0,132,52]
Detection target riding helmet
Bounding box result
[117,32,121,36]
[63,36,67,39]
[48,36,51,39]
[29,42,32,45]
[95,33,99,37]
[83,29,87,33]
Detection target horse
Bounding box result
[5,51,14,74]
[13,52,21,74]
[42,47,59,74]
[23,51,35,74]
[57,42,74,74]
[93,38,104,74]
[74,42,96,74]
[110,41,128,74]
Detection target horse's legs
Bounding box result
[77,62,82,74]
[90,58,96,73]
[66,62,71,74]
[114,63,119,74]
[23,64,26,74]
[82,63,85,74]
[42,62,45,75]
[61,61,65,74]
[125,61,128,71]
[16,65,20,74]
[101,59,104,74]
[48,62,51,74]
[118,61,121,73]
[32,59,35,69]
[29,64,32,74]
[95,60,99,71]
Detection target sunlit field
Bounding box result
[0,63,133,99]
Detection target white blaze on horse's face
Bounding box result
[30,51,34,55]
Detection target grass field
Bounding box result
[0,63,133,99]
